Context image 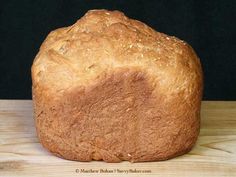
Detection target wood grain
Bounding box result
[0,100,235,177]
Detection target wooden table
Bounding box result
[0,100,235,177]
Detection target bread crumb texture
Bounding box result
[32,9,203,162]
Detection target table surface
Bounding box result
[0,100,235,177]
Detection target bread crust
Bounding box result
[32,9,203,162]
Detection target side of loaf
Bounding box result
[31,9,203,162]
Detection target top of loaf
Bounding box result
[32,9,202,94]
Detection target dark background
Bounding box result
[0,0,235,100]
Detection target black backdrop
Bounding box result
[0,0,235,100]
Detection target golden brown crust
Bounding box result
[32,9,203,162]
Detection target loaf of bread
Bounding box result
[31,10,203,162]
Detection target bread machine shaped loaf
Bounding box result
[31,10,203,162]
